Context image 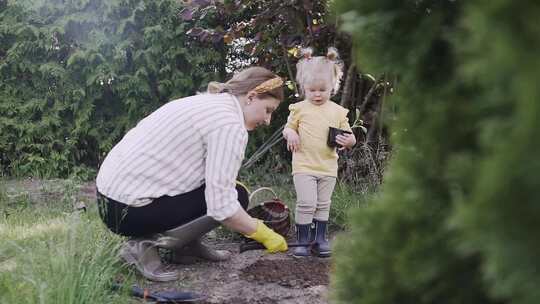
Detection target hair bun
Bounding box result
[207,81,228,93]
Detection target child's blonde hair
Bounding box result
[207,67,284,101]
[296,47,344,98]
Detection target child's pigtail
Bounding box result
[296,48,313,98]
[300,47,313,59]
[326,47,339,61]
[326,47,344,95]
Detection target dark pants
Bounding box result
[97,184,250,237]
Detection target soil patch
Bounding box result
[144,242,334,304]
[240,258,330,288]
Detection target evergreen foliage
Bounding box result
[0,0,222,178]
[178,0,367,171]
[332,0,540,303]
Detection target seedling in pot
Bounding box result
[327,108,367,148]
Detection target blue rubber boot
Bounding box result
[311,220,331,257]
[292,224,311,257]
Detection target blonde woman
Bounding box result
[96,67,288,281]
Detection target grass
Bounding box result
[0,171,374,303]
[0,180,133,304]
[239,165,374,229]
[329,182,376,230]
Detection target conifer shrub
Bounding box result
[332,0,540,303]
[0,0,222,177]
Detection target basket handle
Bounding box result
[248,187,278,209]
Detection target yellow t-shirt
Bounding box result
[285,100,352,177]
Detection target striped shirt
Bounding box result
[96,93,248,221]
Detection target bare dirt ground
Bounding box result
[3,179,335,303]
[147,239,332,304]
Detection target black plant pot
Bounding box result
[327,127,352,148]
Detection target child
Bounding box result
[283,47,356,257]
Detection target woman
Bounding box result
[96,67,288,282]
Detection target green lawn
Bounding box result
[0,180,133,304]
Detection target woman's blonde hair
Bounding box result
[296,47,344,98]
[207,67,284,101]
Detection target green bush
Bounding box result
[332,0,540,303]
[0,0,223,178]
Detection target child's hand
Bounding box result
[286,133,300,152]
[283,128,300,153]
[336,133,356,150]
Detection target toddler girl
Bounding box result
[283,47,356,257]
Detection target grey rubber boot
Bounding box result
[119,238,179,282]
[155,216,231,264]
[292,224,312,257]
[311,220,331,257]
[169,237,232,264]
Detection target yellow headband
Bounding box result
[253,77,283,94]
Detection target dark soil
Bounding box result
[240,258,330,288]
[146,241,334,304]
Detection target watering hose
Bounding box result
[242,125,285,169]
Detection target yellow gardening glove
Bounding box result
[245,220,288,253]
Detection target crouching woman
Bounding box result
[96,67,288,281]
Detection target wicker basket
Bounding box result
[246,187,291,237]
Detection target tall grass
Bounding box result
[240,164,374,228]
[0,180,132,304]
[330,182,375,229]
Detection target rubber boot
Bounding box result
[119,238,179,282]
[169,237,231,264]
[292,224,311,257]
[311,220,331,258]
[155,216,231,264]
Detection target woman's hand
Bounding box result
[221,204,287,253]
[336,133,356,150]
[245,220,288,253]
[283,128,300,152]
